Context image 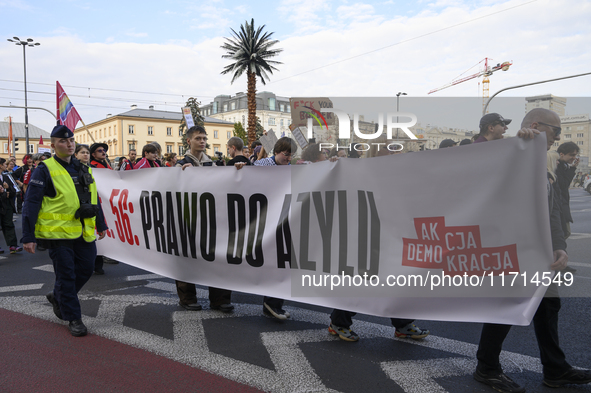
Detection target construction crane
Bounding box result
[428,58,512,111]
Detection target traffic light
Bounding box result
[14,137,19,151]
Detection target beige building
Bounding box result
[548,114,590,170]
[525,94,566,116]
[523,94,589,170]
[0,120,52,160]
[202,91,293,139]
[411,123,477,150]
[73,106,234,158]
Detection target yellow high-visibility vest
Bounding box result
[34,157,97,242]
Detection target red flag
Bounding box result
[39,135,44,145]
[56,81,82,132]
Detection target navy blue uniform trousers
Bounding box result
[49,238,97,321]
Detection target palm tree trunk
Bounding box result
[247,71,257,149]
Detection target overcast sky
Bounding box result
[1,0,590,134]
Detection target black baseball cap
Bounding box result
[479,113,512,129]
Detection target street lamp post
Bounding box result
[7,37,40,155]
[396,92,407,139]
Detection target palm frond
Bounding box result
[220,18,283,85]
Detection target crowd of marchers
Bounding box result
[3,108,589,393]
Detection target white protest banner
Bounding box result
[182,107,195,128]
[94,136,554,326]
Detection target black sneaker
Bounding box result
[473,369,525,393]
[46,292,63,320]
[543,368,591,388]
[68,319,88,337]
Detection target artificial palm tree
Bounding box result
[221,19,283,148]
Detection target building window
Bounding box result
[129,143,135,152]
[566,126,571,131]
[577,133,584,138]
[166,144,173,153]
[268,118,276,126]
[287,105,291,113]
[29,144,34,154]
[3,143,7,153]
[167,127,172,136]
[114,125,117,134]
[109,126,112,136]
[129,125,134,134]
[268,97,276,111]
[213,102,218,114]
[280,104,285,112]
[214,146,219,153]
[148,126,153,135]
[179,128,183,137]
[179,145,184,155]
[280,119,284,127]
[565,134,571,139]
[223,103,228,112]
[214,130,219,138]
[577,141,584,145]
[577,126,584,130]
[242,115,245,125]
[231,101,236,110]
[227,131,231,139]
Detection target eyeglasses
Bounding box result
[95,149,106,153]
[280,151,293,158]
[537,122,561,136]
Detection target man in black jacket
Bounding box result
[554,142,580,238]
[174,125,233,313]
[473,109,591,393]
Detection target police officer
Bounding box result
[22,125,108,337]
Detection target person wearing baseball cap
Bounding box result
[439,139,458,148]
[474,113,512,143]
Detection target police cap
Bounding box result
[51,125,74,138]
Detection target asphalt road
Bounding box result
[1,188,590,393]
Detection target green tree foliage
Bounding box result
[220,19,282,149]
[255,117,265,139]
[179,97,205,152]
[233,122,248,146]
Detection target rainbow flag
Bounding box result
[56,81,81,132]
